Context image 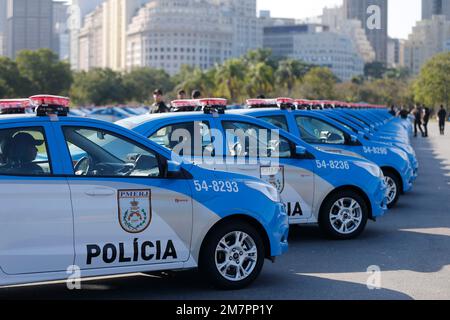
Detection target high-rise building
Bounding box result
[126,0,233,75]
[69,0,105,69]
[0,0,6,56]
[78,0,146,71]
[264,24,364,81]
[403,15,450,74]
[322,6,375,63]
[212,0,262,58]
[53,1,70,60]
[343,0,388,63]
[387,37,400,67]
[5,0,54,59]
[422,0,450,20]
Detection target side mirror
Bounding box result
[167,160,182,174]
[295,145,307,156]
[350,135,358,143]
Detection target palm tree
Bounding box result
[214,59,247,101]
[275,59,311,96]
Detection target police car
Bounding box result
[0,95,289,290]
[237,98,414,208]
[118,98,388,240]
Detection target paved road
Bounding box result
[1,122,449,300]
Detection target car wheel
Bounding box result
[319,190,369,240]
[199,221,265,290]
[383,170,400,209]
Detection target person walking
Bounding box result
[422,106,431,137]
[389,105,397,116]
[412,106,424,138]
[191,90,202,99]
[438,105,448,135]
[177,90,187,100]
[149,89,170,114]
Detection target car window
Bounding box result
[149,121,214,157]
[222,121,292,158]
[63,127,161,178]
[296,116,346,145]
[0,127,52,176]
[258,116,289,131]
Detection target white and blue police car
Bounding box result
[0,95,289,290]
[118,98,388,240]
[237,98,415,208]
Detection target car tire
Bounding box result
[319,190,369,240]
[383,170,400,209]
[199,221,265,290]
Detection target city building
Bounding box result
[69,0,105,69]
[213,0,263,58]
[0,0,6,56]
[126,0,233,75]
[322,6,376,63]
[403,15,450,74]
[53,1,70,60]
[77,0,147,71]
[422,0,450,20]
[387,37,401,67]
[263,24,364,81]
[5,0,54,59]
[343,0,388,62]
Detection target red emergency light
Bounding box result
[0,99,30,114]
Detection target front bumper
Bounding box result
[268,203,289,257]
[371,178,388,219]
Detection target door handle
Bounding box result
[85,188,116,197]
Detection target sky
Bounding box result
[257,0,422,39]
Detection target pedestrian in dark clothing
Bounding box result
[422,106,431,137]
[191,90,202,99]
[149,89,170,114]
[399,106,409,119]
[412,106,424,138]
[438,105,448,135]
[389,105,396,116]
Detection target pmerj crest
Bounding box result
[260,166,285,193]
[119,190,151,233]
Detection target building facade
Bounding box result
[5,0,53,59]
[387,37,401,67]
[0,0,6,56]
[403,15,450,74]
[343,0,388,63]
[77,0,147,71]
[53,1,70,61]
[322,6,375,63]
[126,0,233,75]
[422,0,450,20]
[264,24,364,81]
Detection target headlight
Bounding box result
[391,147,409,162]
[244,181,281,203]
[354,161,384,178]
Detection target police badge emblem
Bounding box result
[260,166,285,193]
[118,190,152,233]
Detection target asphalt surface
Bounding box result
[1,121,449,300]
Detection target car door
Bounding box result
[218,119,315,223]
[0,123,74,275]
[55,124,193,270]
[146,119,229,173]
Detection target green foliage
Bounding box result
[0,56,33,98]
[299,67,337,100]
[413,52,450,107]
[123,68,173,103]
[70,68,126,105]
[15,49,72,95]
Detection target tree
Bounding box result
[214,59,248,101]
[413,52,450,108]
[123,68,173,103]
[0,56,32,97]
[15,49,72,95]
[70,68,126,105]
[275,59,311,96]
[299,67,337,99]
[364,61,388,80]
[246,62,275,98]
